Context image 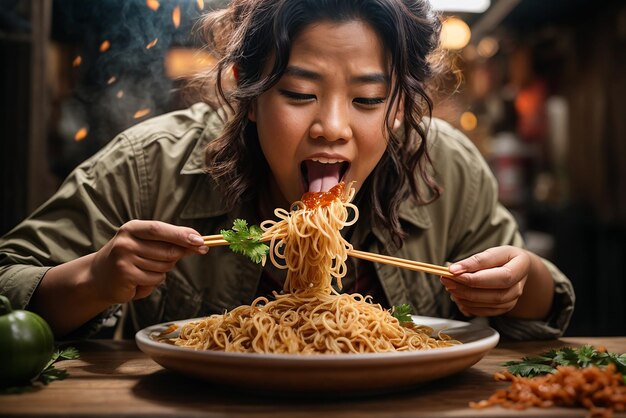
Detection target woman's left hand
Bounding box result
[441,245,531,317]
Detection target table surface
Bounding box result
[1,337,625,417]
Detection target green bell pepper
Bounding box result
[0,295,54,385]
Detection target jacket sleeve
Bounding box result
[0,134,144,337]
[443,126,575,340]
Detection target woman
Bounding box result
[0,0,574,339]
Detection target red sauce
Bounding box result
[301,182,345,210]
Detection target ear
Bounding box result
[248,99,257,122]
[392,97,404,131]
[393,117,402,131]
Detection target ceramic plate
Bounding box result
[136,315,499,394]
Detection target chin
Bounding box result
[283,188,304,207]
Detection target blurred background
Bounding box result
[0,0,624,336]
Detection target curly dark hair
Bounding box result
[197,0,444,247]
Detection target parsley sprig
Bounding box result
[391,304,413,324]
[220,219,269,264]
[39,347,80,384]
[1,346,80,394]
[503,345,626,384]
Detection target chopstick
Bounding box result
[347,249,453,278]
[201,234,453,278]
[202,234,273,247]
[202,234,231,247]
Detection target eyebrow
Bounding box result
[284,65,389,84]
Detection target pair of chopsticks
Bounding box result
[201,234,453,278]
[202,234,241,247]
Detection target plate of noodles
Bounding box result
[136,183,498,394]
[136,315,499,394]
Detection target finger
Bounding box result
[134,285,156,300]
[121,220,206,248]
[453,295,518,310]
[442,278,523,304]
[449,246,518,274]
[127,239,205,262]
[133,270,166,287]
[443,255,528,289]
[133,254,177,274]
[117,261,166,287]
[456,303,513,317]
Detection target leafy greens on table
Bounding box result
[504,345,626,384]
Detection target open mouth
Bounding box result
[301,158,350,193]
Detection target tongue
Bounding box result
[306,161,341,193]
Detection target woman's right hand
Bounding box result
[90,220,208,304]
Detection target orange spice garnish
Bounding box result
[301,182,345,210]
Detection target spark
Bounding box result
[172,5,181,28]
[133,108,151,119]
[74,127,88,141]
[99,40,110,53]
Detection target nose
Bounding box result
[309,98,353,142]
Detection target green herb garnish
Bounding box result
[503,345,626,384]
[38,347,80,384]
[391,304,413,324]
[1,346,80,394]
[220,219,269,264]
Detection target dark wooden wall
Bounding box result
[1,0,54,235]
[557,2,626,336]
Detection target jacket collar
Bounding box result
[179,109,230,219]
[180,108,226,175]
[398,198,432,229]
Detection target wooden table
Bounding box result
[1,337,624,417]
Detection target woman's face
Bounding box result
[250,20,401,208]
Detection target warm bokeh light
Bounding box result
[477,37,499,58]
[146,0,159,11]
[99,40,110,53]
[116,90,124,99]
[164,47,216,79]
[74,127,88,141]
[460,111,478,131]
[72,56,81,67]
[197,0,204,10]
[107,76,117,85]
[172,6,181,29]
[440,17,471,50]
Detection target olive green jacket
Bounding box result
[0,103,574,340]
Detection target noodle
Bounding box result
[174,182,458,354]
[259,181,357,293]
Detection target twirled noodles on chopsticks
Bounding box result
[174,182,458,354]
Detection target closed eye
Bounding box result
[354,97,386,106]
[278,89,316,101]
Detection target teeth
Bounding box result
[310,157,344,164]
